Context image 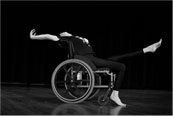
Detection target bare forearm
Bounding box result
[31,34,59,41]
[30,29,60,41]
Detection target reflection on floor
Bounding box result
[1,86,172,115]
[51,103,125,115]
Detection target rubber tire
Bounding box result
[51,59,95,104]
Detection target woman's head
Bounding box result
[59,32,73,37]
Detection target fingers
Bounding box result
[31,29,36,35]
[30,29,36,39]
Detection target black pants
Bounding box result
[84,50,143,90]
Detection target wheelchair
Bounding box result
[51,39,116,105]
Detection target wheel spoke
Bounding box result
[63,66,71,79]
[74,80,90,83]
[56,81,68,84]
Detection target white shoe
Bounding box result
[143,39,162,53]
[110,91,126,107]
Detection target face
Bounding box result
[60,32,72,37]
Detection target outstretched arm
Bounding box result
[108,39,162,61]
[30,29,60,41]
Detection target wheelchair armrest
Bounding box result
[74,55,97,71]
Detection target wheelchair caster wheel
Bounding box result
[98,95,109,105]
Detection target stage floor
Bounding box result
[1,86,172,115]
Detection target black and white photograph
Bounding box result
[1,0,172,115]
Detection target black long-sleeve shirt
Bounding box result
[57,36,95,56]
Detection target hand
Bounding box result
[30,29,37,39]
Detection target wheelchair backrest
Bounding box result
[57,39,75,59]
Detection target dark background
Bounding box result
[2,1,172,90]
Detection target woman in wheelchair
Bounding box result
[30,29,162,106]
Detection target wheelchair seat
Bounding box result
[96,68,110,71]
[51,38,116,105]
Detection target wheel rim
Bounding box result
[88,75,101,99]
[51,59,95,103]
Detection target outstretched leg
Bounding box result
[107,39,162,61]
[107,39,162,106]
[107,50,143,61]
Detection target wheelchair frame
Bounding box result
[51,39,116,105]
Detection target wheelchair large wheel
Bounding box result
[51,59,95,103]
